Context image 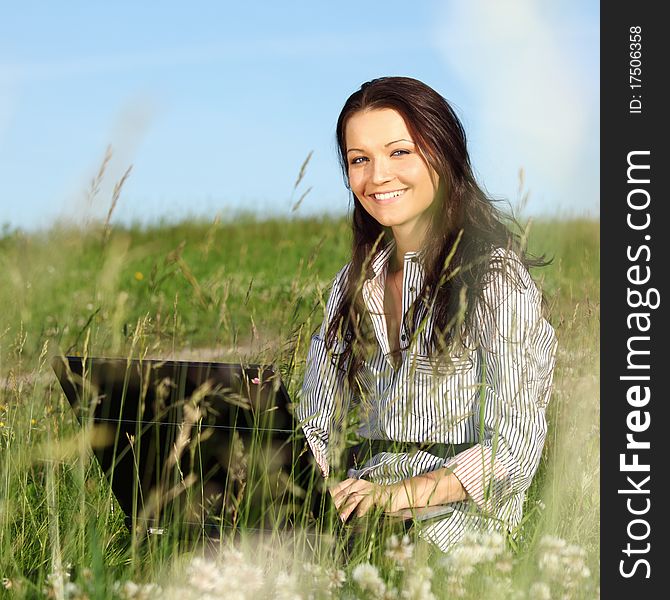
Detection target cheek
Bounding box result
[348,170,366,195]
[400,161,428,182]
[405,164,438,198]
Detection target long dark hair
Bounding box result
[327,76,548,387]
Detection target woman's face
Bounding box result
[345,108,439,240]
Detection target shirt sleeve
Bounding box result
[296,264,353,478]
[445,249,557,513]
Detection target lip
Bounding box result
[368,188,409,203]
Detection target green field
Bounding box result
[0,216,599,598]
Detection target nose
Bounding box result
[370,157,393,186]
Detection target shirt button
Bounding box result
[410,257,418,263]
[401,334,407,341]
[409,286,416,292]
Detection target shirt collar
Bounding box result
[362,239,429,363]
[368,238,428,278]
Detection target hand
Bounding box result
[329,478,412,522]
[329,469,467,522]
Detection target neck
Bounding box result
[391,220,429,267]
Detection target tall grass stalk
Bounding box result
[0,215,599,598]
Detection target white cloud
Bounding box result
[432,0,598,215]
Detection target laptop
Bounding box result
[51,355,333,538]
[51,355,453,540]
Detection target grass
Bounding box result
[0,214,599,598]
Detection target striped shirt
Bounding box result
[297,240,557,552]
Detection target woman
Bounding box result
[297,76,557,552]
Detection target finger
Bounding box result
[355,485,387,517]
[333,487,366,512]
[329,478,358,498]
[331,480,372,508]
[340,493,365,522]
[336,484,373,521]
[331,480,377,520]
[330,480,358,507]
[332,486,358,511]
[354,495,374,518]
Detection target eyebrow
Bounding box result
[346,138,415,154]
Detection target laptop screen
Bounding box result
[52,356,332,536]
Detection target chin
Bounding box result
[362,206,394,225]
[369,214,399,228]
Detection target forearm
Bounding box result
[396,468,468,509]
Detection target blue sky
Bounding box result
[0,1,599,231]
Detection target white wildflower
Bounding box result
[443,530,506,576]
[302,561,327,586]
[352,563,387,598]
[443,548,477,577]
[384,587,400,600]
[63,581,86,599]
[480,531,505,560]
[495,556,513,574]
[116,581,139,599]
[327,568,346,591]
[537,535,590,590]
[185,551,263,599]
[274,571,302,600]
[401,566,435,600]
[295,562,345,598]
[115,580,161,600]
[440,531,510,597]
[528,581,551,600]
[538,552,561,580]
[187,557,224,595]
[385,534,414,566]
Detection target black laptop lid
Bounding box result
[51,356,329,535]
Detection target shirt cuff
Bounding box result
[444,444,510,512]
[302,427,329,478]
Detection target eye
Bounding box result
[350,156,368,165]
[391,149,410,157]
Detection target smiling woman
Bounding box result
[296,76,557,553]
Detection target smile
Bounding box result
[370,189,407,201]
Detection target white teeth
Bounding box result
[372,189,406,200]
